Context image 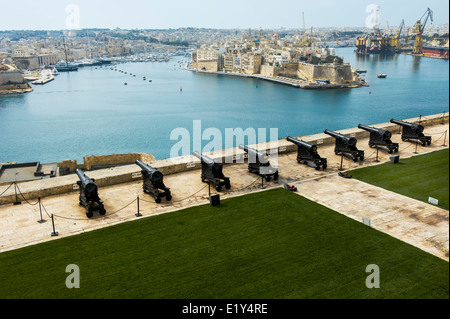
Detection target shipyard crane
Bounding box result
[412,8,433,54]
[299,11,308,47]
[393,19,405,52]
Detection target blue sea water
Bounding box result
[0,48,448,163]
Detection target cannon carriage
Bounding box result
[238,145,279,181]
[390,119,432,146]
[75,169,106,218]
[193,152,231,192]
[324,129,365,162]
[287,136,327,170]
[136,160,172,203]
[358,124,399,154]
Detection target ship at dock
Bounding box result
[55,61,79,72]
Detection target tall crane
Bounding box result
[392,19,405,52]
[412,8,433,54]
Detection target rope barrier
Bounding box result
[0,183,13,198]
[15,182,40,206]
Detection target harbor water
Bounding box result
[0,48,448,164]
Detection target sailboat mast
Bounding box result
[63,36,69,66]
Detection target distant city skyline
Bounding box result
[0,0,448,31]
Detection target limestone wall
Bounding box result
[0,71,26,85]
[194,61,218,72]
[298,63,354,83]
[58,152,156,173]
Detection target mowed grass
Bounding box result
[0,188,448,299]
[348,149,449,210]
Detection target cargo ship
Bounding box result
[422,45,449,59]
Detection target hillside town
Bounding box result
[0,25,448,93]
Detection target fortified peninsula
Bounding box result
[188,29,367,89]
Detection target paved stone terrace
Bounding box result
[0,121,448,262]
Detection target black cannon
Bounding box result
[324,129,365,162]
[287,136,327,170]
[358,124,399,154]
[193,151,231,192]
[390,119,432,146]
[239,144,279,181]
[136,160,172,203]
[75,169,106,218]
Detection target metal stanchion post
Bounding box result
[339,154,344,171]
[414,141,419,154]
[37,197,46,224]
[260,175,266,189]
[442,130,448,147]
[375,147,379,162]
[13,183,21,205]
[135,196,142,217]
[51,214,59,237]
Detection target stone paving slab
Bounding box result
[292,174,449,261]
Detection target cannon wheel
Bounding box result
[166,194,172,201]
[155,196,162,204]
[388,149,393,154]
[427,141,431,146]
[360,155,365,161]
[352,156,358,162]
[99,206,106,216]
[274,172,279,181]
[265,175,272,182]
[215,185,222,192]
[225,182,231,190]
[322,163,328,170]
[86,210,94,218]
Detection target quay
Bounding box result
[0,113,448,260]
[31,69,54,85]
[185,65,367,89]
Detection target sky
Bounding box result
[0,0,448,30]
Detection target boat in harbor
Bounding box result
[56,36,79,72]
[55,61,79,72]
[377,74,387,78]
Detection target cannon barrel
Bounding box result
[75,169,98,198]
[287,136,317,153]
[238,144,269,163]
[390,119,424,133]
[324,130,357,147]
[193,151,216,166]
[358,124,392,140]
[75,169,90,185]
[136,160,163,184]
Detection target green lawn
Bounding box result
[0,188,448,299]
[348,149,449,210]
